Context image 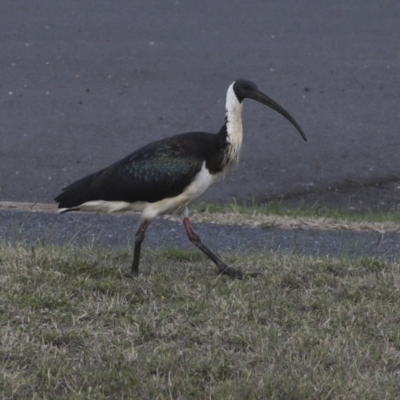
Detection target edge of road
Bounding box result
[1,201,400,234]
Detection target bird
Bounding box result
[55,78,307,279]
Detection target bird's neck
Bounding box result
[222,83,243,169]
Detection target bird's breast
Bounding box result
[142,161,217,219]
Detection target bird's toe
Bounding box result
[221,266,243,280]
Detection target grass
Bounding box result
[1,242,400,399]
[191,200,400,225]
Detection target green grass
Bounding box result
[1,243,400,399]
[192,200,400,225]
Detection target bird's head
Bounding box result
[233,78,307,141]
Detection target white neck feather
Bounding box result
[223,82,243,169]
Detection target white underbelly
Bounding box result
[142,162,217,219]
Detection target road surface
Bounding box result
[0,0,399,210]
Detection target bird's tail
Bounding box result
[55,171,100,211]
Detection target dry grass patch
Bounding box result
[189,210,400,233]
[1,243,400,399]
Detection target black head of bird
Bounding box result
[232,79,307,141]
[55,78,307,279]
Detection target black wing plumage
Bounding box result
[55,132,224,209]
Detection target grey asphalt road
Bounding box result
[1,1,399,207]
[2,210,399,266]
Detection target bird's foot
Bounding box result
[220,266,243,280]
[124,267,139,279]
[245,271,262,278]
[220,265,262,279]
[124,271,136,279]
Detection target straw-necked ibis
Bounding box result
[55,79,307,279]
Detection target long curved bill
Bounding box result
[250,90,307,141]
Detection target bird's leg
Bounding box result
[131,219,152,276]
[182,217,243,279]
